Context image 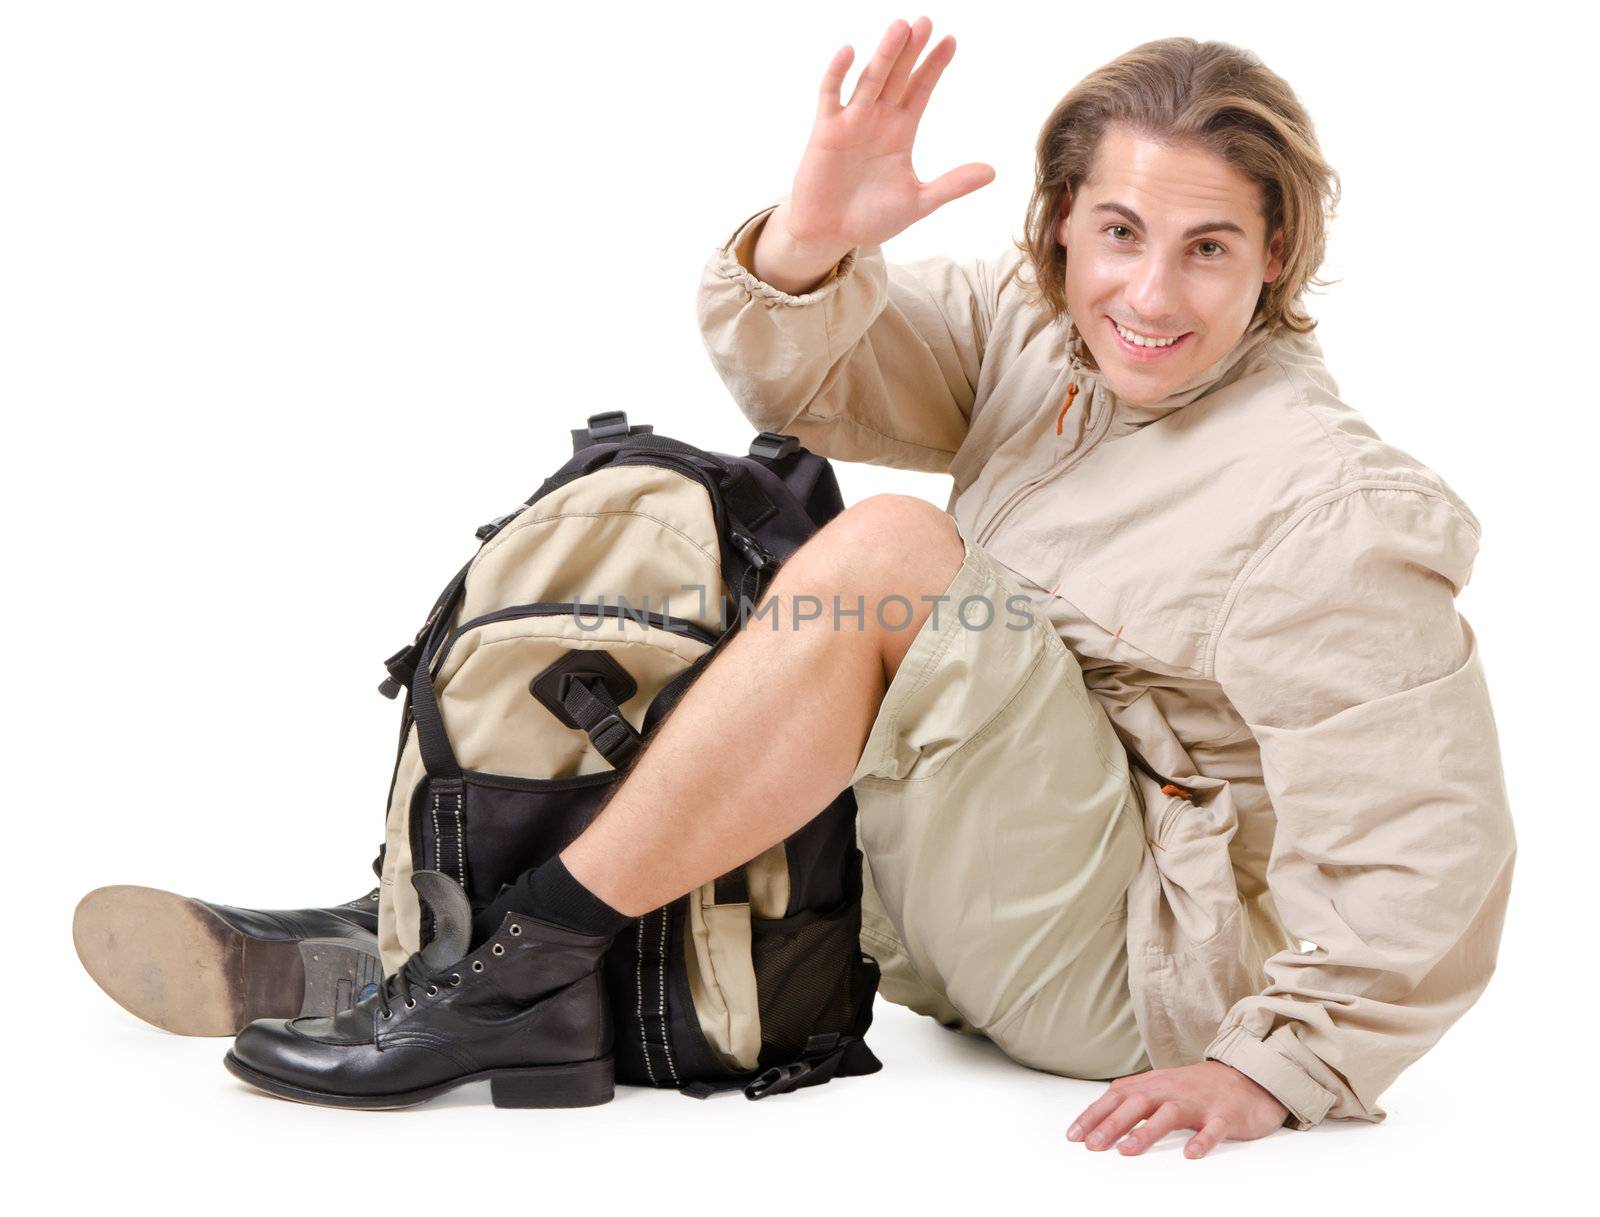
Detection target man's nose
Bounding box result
[1123,254,1182,326]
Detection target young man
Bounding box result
[76,22,1514,1159]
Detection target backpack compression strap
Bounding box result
[557,673,644,770]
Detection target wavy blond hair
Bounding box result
[1011,38,1341,354]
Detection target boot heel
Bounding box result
[490,1058,615,1109]
[296,938,384,1018]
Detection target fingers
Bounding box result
[878,16,933,109]
[1116,1101,1191,1156]
[1068,1066,1246,1161]
[817,45,855,119]
[1185,1116,1229,1160]
[899,33,956,121]
[1066,1087,1124,1143]
[917,162,995,220]
[1080,1095,1158,1151]
[846,19,912,110]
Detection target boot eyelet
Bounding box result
[404,998,416,1009]
[509,924,522,936]
[381,1010,392,1020]
[472,960,485,972]
[450,974,462,986]
[426,986,439,997]
[492,944,505,956]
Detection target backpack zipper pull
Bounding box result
[731,529,771,571]
[475,509,522,543]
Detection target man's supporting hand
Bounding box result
[1066,1061,1289,1159]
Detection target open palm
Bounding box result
[783,18,995,252]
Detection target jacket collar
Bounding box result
[1065,313,1279,432]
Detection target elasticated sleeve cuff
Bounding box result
[708,203,860,307]
[1204,1023,1339,1130]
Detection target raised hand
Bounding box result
[754,18,995,292]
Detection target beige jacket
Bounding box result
[695,202,1517,1128]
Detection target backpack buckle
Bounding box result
[745,1061,812,1100]
[586,411,632,441]
[589,711,641,767]
[743,1032,844,1100]
[378,643,421,699]
[748,431,800,462]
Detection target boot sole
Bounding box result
[222,1050,616,1109]
[73,885,383,1036]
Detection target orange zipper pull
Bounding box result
[1055,382,1080,436]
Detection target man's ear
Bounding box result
[1056,189,1073,247]
[1263,228,1286,284]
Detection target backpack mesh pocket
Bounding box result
[750,894,869,1060]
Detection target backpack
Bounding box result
[372,411,884,1100]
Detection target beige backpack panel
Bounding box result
[459,465,726,634]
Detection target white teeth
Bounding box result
[1114,320,1182,348]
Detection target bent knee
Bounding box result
[810,494,963,584]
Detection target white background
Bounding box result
[6,0,1593,1210]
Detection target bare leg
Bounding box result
[561,494,964,915]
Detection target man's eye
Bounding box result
[1107,225,1133,241]
[1197,241,1224,257]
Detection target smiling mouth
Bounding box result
[1107,316,1192,355]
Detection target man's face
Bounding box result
[1057,125,1285,405]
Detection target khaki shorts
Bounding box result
[849,529,1152,1081]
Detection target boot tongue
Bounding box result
[412,871,473,971]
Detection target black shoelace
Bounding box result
[375,953,446,1021]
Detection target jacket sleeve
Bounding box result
[695,201,999,473]
[1202,485,1517,1128]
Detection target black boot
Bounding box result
[73,884,383,1036]
[224,871,614,1110]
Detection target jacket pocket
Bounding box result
[1045,564,1207,674]
[1139,900,1258,1065]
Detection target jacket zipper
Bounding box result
[975,377,1113,549]
[1104,718,1203,807]
[978,429,1208,816]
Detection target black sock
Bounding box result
[471,854,635,946]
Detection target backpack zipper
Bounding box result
[611,449,775,604]
[430,601,722,676]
